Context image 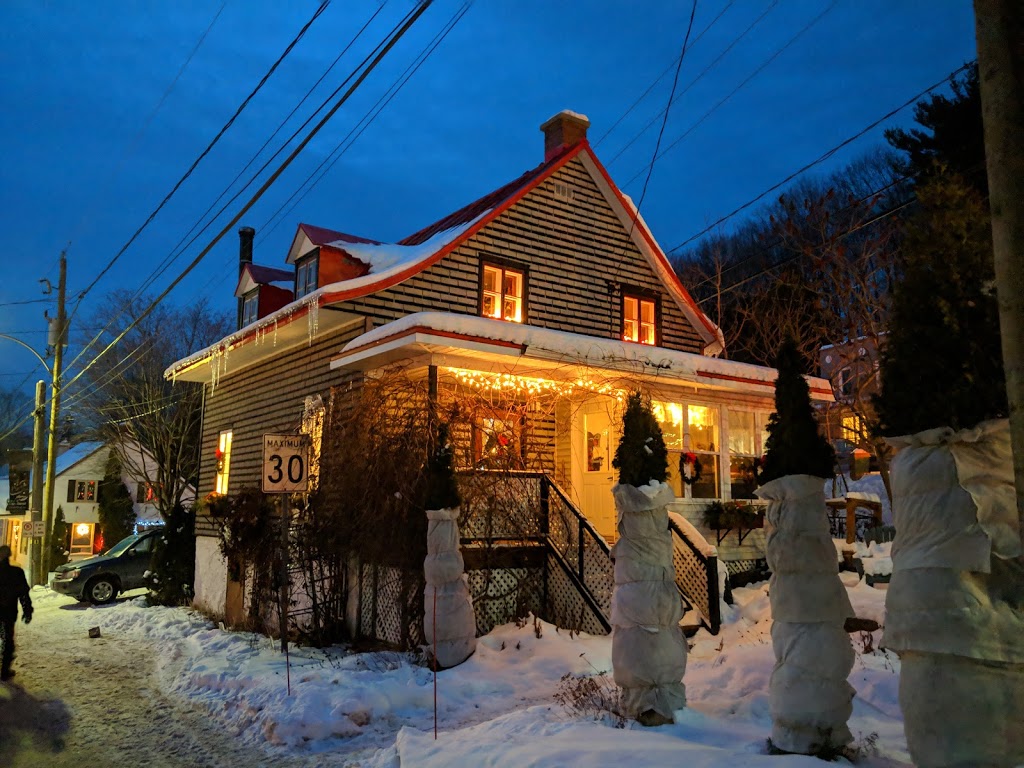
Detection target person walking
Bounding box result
[0,544,33,681]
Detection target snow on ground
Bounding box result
[24,578,907,767]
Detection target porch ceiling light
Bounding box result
[75,523,90,536]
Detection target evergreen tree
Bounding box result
[147,503,196,606]
[49,505,69,568]
[424,423,461,511]
[874,172,1005,435]
[613,390,668,487]
[759,338,836,483]
[98,452,137,546]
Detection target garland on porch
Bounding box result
[680,451,703,486]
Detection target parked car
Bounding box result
[52,527,164,604]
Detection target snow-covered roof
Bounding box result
[235,263,294,298]
[42,441,106,479]
[167,140,724,381]
[331,312,833,401]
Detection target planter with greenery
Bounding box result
[700,500,764,545]
[609,390,686,727]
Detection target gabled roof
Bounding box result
[40,441,106,480]
[235,263,294,298]
[167,140,724,382]
[286,223,379,265]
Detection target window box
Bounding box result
[700,500,765,545]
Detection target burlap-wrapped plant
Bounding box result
[422,426,476,668]
[610,391,686,726]
[882,420,1024,768]
[757,339,853,755]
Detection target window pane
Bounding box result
[503,296,521,322]
[640,322,655,345]
[585,412,611,473]
[482,293,499,318]
[688,405,719,452]
[623,319,637,342]
[728,411,757,455]
[691,454,719,499]
[504,271,522,299]
[730,456,758,499]
[652,401,684,450]
[625,296,638,322]
[640,300,655,323]
[483,266,499,293]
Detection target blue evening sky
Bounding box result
[0,1,976,415]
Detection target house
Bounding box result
[0,440,196,567]
[819,335,883,472]
[167,111,833,633]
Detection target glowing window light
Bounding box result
[75,523,90,537]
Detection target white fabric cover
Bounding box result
[757,475,855,753]
[883,420,1024,768]
[423,508,476,669]
[611,482,687,722]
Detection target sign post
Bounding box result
[262,433,309,696]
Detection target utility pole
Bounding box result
[28,381,46,586]
[40,252,67,578]
[974,0,1024,516]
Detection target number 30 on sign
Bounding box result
[262,434,310,493]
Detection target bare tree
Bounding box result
[75,292,231,520]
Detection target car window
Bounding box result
[106,534,141,557]
[132,534,157,555]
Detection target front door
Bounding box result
[578,398,619,540]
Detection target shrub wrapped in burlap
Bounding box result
[883,419,1024,768]
[611,481,686,725]
[423,508,476,669]
[757,474,855,755]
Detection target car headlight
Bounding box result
[58,569,81,580]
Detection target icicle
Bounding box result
[273,318,279,348]
[306,296,320,346]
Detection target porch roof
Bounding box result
[329,312,834,401]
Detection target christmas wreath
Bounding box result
[680,451,703,486]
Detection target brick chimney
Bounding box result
[540,110,590,162]
[237,226,255,328]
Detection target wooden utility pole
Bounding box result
[28,381,46,585]
[974,0,1024,516]
[40,252,67,577]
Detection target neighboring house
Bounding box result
[167,111,833,627]
[0,440,196,567]
[819,335,883,470]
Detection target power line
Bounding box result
[620,1,838,189]
[668,61,975,254]
[0,299,51,308]
[604,0,778,166]
[71,1,332,310]
[258,2,473,243]
[592,0,736,148]
[60,1,436,399]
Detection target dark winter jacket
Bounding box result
[0,561,31,620]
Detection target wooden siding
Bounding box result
[196,321,364,537]
[330,156,704,352]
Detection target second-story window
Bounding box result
[241,290,259,327]
[481,263,524,323]
[623,294,656,345]
[296,255,319,299]
[215,430,233,495]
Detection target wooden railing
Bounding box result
[668,514,721,635]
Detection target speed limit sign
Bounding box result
[262,434,310,493]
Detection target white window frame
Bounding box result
[241,290,259,326]
[481,263,524,323]
[623,295,656,345]
[296,255,319,299]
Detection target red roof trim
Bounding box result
[581,145,719,343]
[333,325,526,362]
[319,143,587,306]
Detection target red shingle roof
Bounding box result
[299,223,379,247]
[247,264,292,285]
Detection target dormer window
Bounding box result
[623,294,656,345]
[296,254,319,299]
[481,262,525,323]
[241,290,259,327]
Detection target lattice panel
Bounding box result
[465,566,544,635]
[579,533,614,617]
[357,564,423,649]
[546,554,609,636]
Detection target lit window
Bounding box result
[481,264,524,323]
[74,481,96,502]
[215,430,233,495]
[728,410,769,500]
[474,416,522,468]
[69,522,95,557]
[136,482,160,505]
[241,291,259,326]
[623,295,656,345]
[842,415,862,442]
[296,255,319,299]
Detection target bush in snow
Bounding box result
[147,502,196,606]
[49,505,70,569]
[612,390,668,487]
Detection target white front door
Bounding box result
[578,398,619,540]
